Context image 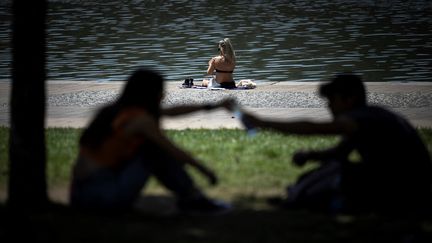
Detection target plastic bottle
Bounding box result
[232,104,257,137]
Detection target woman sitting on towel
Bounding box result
[204,38,236,89]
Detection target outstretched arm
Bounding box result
[243,112,357,135]
[162,98,235,117]
[206,57,216,75]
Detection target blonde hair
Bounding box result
[219,38,236,64]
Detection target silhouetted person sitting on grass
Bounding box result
[70,68,232,214]
[243,74,432,214]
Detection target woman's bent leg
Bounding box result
[140,152,232,214]
[141,155,200,200]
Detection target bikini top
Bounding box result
[215,68,234,73]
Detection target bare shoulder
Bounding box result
[213,55,223,63]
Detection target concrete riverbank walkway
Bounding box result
[1,81,432,129]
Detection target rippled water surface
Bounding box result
[0,0,431,82]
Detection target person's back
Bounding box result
[341,105,432,211]
[345,105,429,169]
[206,38,236,89]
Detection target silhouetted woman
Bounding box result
[70,68,232,213]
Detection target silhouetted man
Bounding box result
[244,74,432,213]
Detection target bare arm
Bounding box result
[244,113,358,135]
[206,57,216,75]
[125,114,218,185]
[162,98,234,117]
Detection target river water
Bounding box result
[0,0,431,82]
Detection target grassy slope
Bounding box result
[0,127,432,242]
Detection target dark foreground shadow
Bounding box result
[1,196,431,243]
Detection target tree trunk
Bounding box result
[8,0,48,209]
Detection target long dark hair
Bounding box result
[80,69,164,148]
[117,68,164,118]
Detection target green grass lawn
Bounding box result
[1,127,431,194]
[0,127,343,199]
[1,127,432,242]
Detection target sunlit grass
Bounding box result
[0,127,431,200]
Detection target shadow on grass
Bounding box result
[1,196,431,243]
